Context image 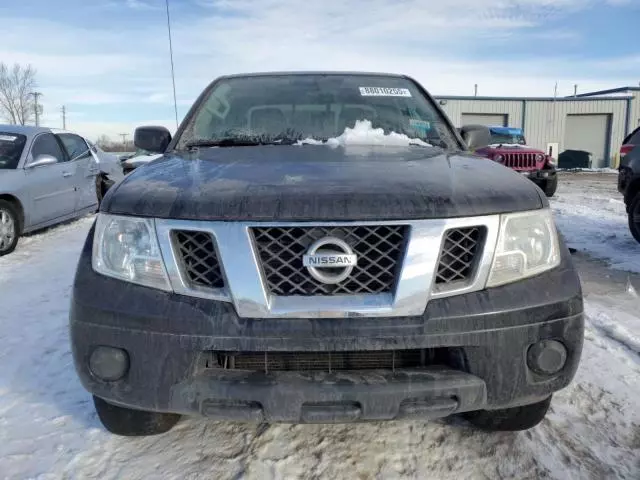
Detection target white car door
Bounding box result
[57,133,99,211]
[24,133,77,226]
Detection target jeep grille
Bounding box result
[173,230,225,289]
[503,152,538,170]
[435,227,485,285]
[251,225,408,296]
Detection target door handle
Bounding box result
[62,171,73,178]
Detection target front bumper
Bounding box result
[519,166,557,181]
[70,228,583,423]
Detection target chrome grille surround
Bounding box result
[154,216,500,318]
[251,225,407,296]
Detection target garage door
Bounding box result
[564,114,611,168]
[461,113,508,127]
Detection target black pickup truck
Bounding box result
[70,72,583,436]
[617,126,640,242]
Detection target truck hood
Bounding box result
[102,145,545,221]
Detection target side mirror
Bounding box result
[27,154,57,168]
[460,125,492,151]
[134,126,171,154]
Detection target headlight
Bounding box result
[487,209,560,287]
[494,154,504,163]
[535,153,544,162]
[92,213,171,290]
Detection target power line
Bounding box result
[165,0,179,130]
[30,92,42,126]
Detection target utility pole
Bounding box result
[30,92,42,126]
[165,0,179,130]
[61,105,66,129]
[120,133,129,150]
[474,84,478,97]
[573,84,578,97]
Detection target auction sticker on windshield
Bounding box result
[359,87,412,97]
[0,135,17,142]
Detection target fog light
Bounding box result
[89,346,129,381]
[527,340,567,375]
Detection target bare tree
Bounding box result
[0,63,37,125]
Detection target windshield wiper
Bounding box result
[185,138,297,149]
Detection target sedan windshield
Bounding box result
[176,74,459,150]
[0,133,27,169]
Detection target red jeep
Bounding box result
[465,126,557,197]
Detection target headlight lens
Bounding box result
[487,209,560,287]
[92,213,170,290]
[494,154,504,163]
[535,153,544,162]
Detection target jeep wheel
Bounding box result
[0,200,20,256]
[627,193,640,243]
[93,396,181,436]
[463,395,551,431]
[542,176,558,197]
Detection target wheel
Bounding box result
[0,200,20,256]
[627,193,640,243]
[541,175,558,197]
[93,395,181,436]
[463,395,552,431]
[95,176,106,206]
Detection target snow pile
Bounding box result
[298,120,432,147]
[558,167,618,174]
[550,176,640,273]
[488,143,530,148]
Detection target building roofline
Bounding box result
[572,86,640,98]
[434,94,633,102]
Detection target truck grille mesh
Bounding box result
[251,225,408,296]
[173,230,225,288]
[503,152,538,170]
[216,349,440,372]
[436,227,484,284]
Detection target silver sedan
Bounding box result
[0,124,122,255]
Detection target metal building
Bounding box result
[435,87,640,168]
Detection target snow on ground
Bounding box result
[0,174,639,479]
[551,172,640,273]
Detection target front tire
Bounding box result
[627,193,640,243]
[541,175,558,197]
[0,200,20,256]
[463,396,552,431]
[93,396,181,436]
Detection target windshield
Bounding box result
[490,132,526,145]
[0,133,27,169]
[176,74,459,150]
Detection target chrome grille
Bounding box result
[216,349,437,372]
[251,225,408,296]
[503,152,537,170]
[173,230,225,288]
[436,227,484,285]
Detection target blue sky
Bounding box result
[1,0,638,139]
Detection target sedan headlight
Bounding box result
[92,213,171,290]
[487,209,560,287]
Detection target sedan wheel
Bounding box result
[0,201,19,256]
